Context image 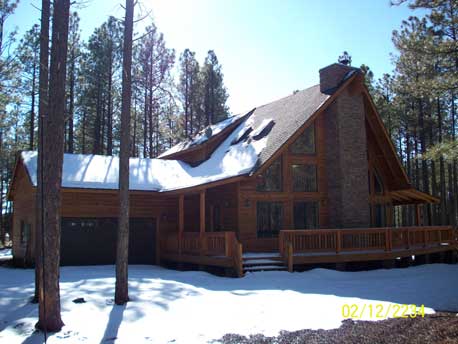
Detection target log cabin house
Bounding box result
[8,63,457,276]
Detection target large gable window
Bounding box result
[374,170,383,194]
[293,201,319,229]
[20,221,31,245]
[256,158,282,192]
[256,202,283,238]
[292,164,317,192]
[289,123,315,155]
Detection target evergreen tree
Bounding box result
[36,0,70,332]
[201,50,229,125]
[17,24,40,150]
[116,0,134,306]
[178,49,200,138]
[65,12,82,153]
[135,22,175,158]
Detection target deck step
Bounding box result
[242,252,287,273]
[242,253,281,259]
[244,265,287,272]
[243,259,284,266]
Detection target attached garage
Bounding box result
[61,218,156,266]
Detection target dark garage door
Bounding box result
[61,218,156,266]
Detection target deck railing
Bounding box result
[163,231,244,276]
[280,226,456,260]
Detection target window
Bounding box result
[256,158,282,192]
[20,221,31,245]
[292,164,317,192]
[256,202,283,238]
[368,171,371,194]
[213,205,222,231]
[289,123,315,154]
[373,204,386,227]
[293,202,319,229]
[374,171,383,194]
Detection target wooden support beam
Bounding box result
[287,242,293,272]
[200,190,206,235]
[179,194,184,254]
[156,217,161,264]
[415,204,421,226]
[200,190,206,256]
[336,230,341,253]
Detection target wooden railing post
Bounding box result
[201,235,207,256]
[178,194,184,255]
[287,242,293,273]
[385,228,389,252]
[225,232,231,257]
[336,230,341,254]
[423,228,427,248]
[232,239,243,278]
[279,231,284,257]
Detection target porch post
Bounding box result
[200,190,206,235]
[200,190,206,255]
[179,194,184,255]
[415,204,421,226]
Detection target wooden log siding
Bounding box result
[280,226,455,256]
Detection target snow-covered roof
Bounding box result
[20,115,271,192]
[158,113,246,158]
[19,83,335,193]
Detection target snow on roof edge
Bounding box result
[19,115,269,193]
[158,112,250,158]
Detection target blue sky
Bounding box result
[7,0,425,114]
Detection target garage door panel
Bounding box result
[61,218,155,266]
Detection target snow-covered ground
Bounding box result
[0,248,12,261]
[0,264,457,344]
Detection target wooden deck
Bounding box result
[160,226,457,276]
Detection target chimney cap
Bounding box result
[338,51,352,66]
[319,63,361,95]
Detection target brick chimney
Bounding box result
[321,63,370,228]
[319,63,360,95]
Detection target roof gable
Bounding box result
[159,112,249,161]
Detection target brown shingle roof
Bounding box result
[246,84,329,173]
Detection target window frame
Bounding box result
[291,163,318,192]
[289,122,316,155]
[20,221,31,245]
[293,201,319,229]
[256,201,284,238]
[256,157,283,192]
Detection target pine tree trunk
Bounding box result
[437,98,447,225]
[101,93,106,154]
[143,86,148,158]
[30,51,37,150]
[451,93,457,226]
[418,99,430,225]
[107,51,113,155]
[67,44,75,153]
[148,60,153,158]
[115,0,134,306]
[36,0,70,332]
[34,0,50,305]
[93,80,102,154]
[184,62,188,137]
[132,98,137,157]
[82,111,86,154]
[429,106,437,225]
[405,115,412,225]
[0,130,3,246]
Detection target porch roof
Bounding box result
[389,188,440,205]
